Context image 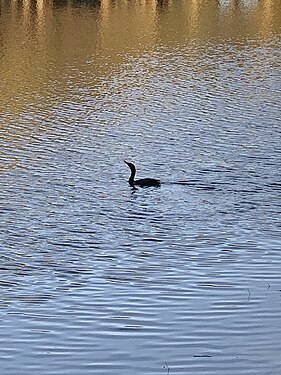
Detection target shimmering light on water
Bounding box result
[0,0,281,374]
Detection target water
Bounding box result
[1,1,281,374]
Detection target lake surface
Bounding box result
[1,0,281,374]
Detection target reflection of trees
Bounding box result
[52,0,101,8]
[156,0,170,8]
[0,0,280,61]
[0,0,280,116]
[0,0,280,56]
[2,0,281,15]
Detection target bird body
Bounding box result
[124,161,160,187]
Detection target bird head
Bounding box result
[124,160,136,171]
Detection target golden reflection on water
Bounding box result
[0,0,280,115]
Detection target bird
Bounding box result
[124,161,161,187]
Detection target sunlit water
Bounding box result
[0,1,281,374]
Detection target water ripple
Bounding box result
[0,3,281,374]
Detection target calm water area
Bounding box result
[1,0,281,374]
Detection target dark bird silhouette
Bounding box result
[124,161,161,187]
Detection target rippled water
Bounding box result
[1,1,281,374]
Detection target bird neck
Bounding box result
[129,169,135,186]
